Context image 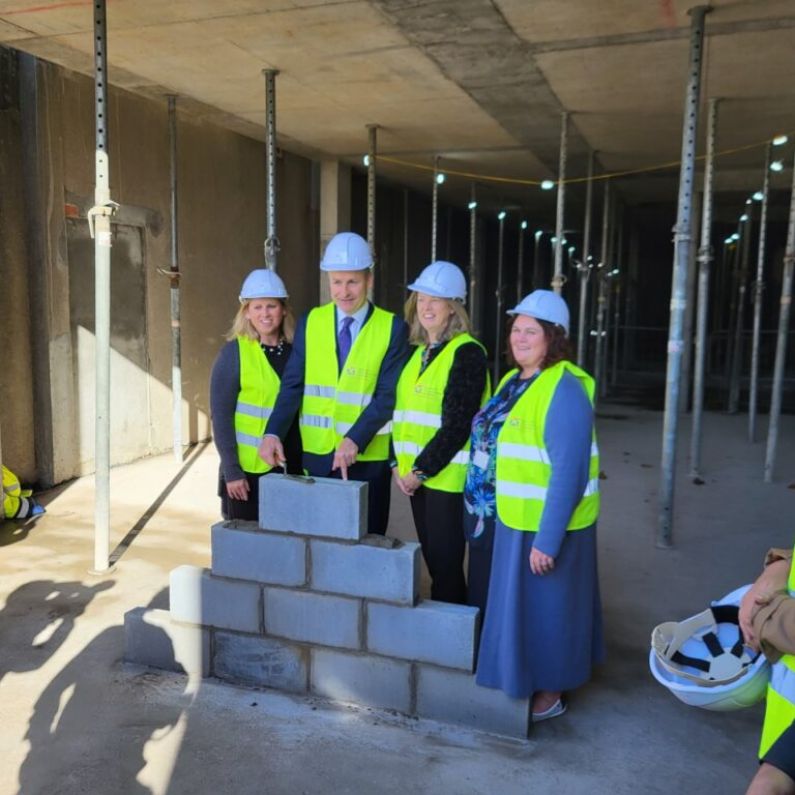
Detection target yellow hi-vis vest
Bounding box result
[234,336,280,474]
[494,361,600,531]
[301,302,393,461]
[2,465,32,519]
[759,545,795,757]
[393,333,490,493]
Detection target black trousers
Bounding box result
[219,471,262,522]
[409,487,467,604]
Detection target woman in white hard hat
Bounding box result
[391,261,489,604]
[210,269,301,520]
[464,289,604,721]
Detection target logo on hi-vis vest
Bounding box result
[414,384,443,398]
[344,366,370,379]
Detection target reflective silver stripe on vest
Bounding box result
[770,660,795,701]
[235,401,273,420]
[393,441,467,465]
[498,442,550,465]
[336,420,391,437]
[497,481,548,500]
[336,391,372,407]
[301,414,333,428]
[236,431,263,447]
[392,410,441,428]
[305,384,336,398]
[591,442,600,457]
[583,477,600,497]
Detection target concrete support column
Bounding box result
[319,159,351,303]
[20,55,76,487]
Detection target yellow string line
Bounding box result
[374,131,793,188]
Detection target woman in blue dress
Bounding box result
[464,289,604,722]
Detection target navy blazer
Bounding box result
[265,303,410,475]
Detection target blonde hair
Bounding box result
[404,292,472,345]
[226,298,295,343]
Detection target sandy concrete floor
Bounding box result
[1,405,793,795]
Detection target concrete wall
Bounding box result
[0,47,319,486]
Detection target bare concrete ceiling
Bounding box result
[2,0,795,217]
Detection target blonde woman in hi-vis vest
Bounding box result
[210,269,302,521]
[391,261,489,604]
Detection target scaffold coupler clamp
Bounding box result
[551,273,567,291]
[264,236,281,271]
[86,200,119,240]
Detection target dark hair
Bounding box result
[505,316,572,370]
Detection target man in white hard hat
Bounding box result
[260,232,409,535]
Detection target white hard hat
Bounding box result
[648,584,771,711]
[239,269,288,301]
[320,232,373,272]
[508,290,570,335]
[408,261,467,301]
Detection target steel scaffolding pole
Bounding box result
[657,5,709,548]
[577,151,595,367]
[532,230,543,290]
[494,212,506,384]
[516,221,526,303]
[610,206,624,387]
[87,0,116,572]
[748,143,772,441]
[263,69,280,271]
[403,187,409,289]
[764,153,795,482]
[552,112,568,294]
[167,96,182,463]
[593,180,610,391]
[431,156,440,262]
[366,124,377,255]
[728,210,752,413]
[690,98,718,478]
[468,185,478,332]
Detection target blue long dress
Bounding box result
[464,369,605,699]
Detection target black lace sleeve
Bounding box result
[413,341,488,478]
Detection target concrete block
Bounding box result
[259,474,367,540]
[211,522,306,586]
[123,607,210,677]
[311,649,412,713]
[264,587,360,649]
[367,600,479,671]
[416,665,530,738]
[170,565,260,633]
[310,539,420,605]
[213,631,308,694]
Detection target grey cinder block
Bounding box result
[264,587,361,649]
[213,631,308,693]
[311,648,412,713]
[170,565,261,633]
[416,665,531,738]
[211,522,306,586]
[367,600,479,671]
[123,607,210,677]
[259,474,367,540]
[310,539,420,605]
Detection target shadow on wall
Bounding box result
[18,588,192,795]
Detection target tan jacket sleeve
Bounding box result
[752,547,795,663]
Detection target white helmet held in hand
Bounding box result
[649,584,771,711]
[239,269,288,301]
[408,261,467,301]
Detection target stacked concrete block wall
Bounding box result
[125,475,531,738]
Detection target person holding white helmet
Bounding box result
[260,231,409,535]
[463,289,604,722]
[210,268,301,520]
[391,261,489,603]
[740,543,795,795]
